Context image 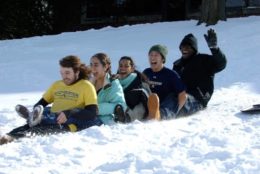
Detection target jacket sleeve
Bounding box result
[210,48,227,73]
[172,58,182,74]
[34,98,49,108]
[63,104,98,121]
[98,79,127,115]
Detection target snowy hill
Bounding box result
[0,16,260,174]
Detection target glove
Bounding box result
[204,28,217,49]
[110,74,119,81]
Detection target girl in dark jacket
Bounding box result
[117,56,151,122]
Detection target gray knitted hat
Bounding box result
[149,44,168,63]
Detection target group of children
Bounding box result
[0,28,227,145]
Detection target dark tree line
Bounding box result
[0,0,229,40]
[0,0,185,40]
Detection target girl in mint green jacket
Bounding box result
[90,53,127,125]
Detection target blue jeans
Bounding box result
[178,94,204,116]
[160,93,179,120]
[160,94,204,120]
[40,107,103,131]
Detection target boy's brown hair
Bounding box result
[59,55,91,80]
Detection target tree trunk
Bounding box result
[218,0,227,21]
[197,0,226,26]
[245,0,250,7]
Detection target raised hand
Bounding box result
[204,28,217,49]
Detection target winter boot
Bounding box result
[147,93,160,120]
[28,105,44,127]
[124,112,131,123]
[114,104,126,123]
[15,104,30,119]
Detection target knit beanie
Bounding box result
[149,44,168,63]
[179,33,198,53]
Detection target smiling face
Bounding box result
[118,59,134,78]
[148,51,164,72]
[90,57,108,80]
[180,45,195,59]
[60,66,79,85]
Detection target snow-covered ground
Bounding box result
[0,16,260,174]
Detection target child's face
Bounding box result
[118,59,134,78]
[180,45,195,59]
[90,57,108,80]
[148,51,164,72]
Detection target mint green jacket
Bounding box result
[97,77,127,125]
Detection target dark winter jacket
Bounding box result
[173,48,227,107]
[119,71,150,117]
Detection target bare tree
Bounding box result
[197,0,226,26]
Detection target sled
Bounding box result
[241,104,260,114]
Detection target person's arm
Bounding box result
[98,79,127,115]
[172,59,182,73]
[63,104,98,121]
[204,28,227,73]
[210,48,227,73]
[34,98,49,108]
[178,91,186,110]
[34,82,57,108]
[57,104,98,124]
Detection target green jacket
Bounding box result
[97,76,127,125]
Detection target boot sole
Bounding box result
[29,105,44,127]
[15,104,30,119]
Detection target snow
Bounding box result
[0,16,260,173]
